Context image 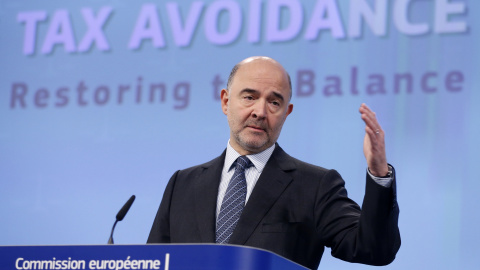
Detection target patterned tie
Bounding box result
[216,156,252,244]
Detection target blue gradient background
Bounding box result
[1,0,478,269]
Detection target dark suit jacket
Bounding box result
[147,145,400,269]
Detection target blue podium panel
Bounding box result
[0,244,308,270]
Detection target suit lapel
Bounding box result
[229,145,296,245]
[193,151,226,242]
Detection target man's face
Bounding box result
[221,58,293,155]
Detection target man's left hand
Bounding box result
[359,103,389,177]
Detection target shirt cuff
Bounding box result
[367,166,393,188]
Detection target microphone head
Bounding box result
[116,195,135,221]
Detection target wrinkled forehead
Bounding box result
[232,58,291,96]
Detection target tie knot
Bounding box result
[235,156,252,171]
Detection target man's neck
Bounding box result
[228,141,275,156]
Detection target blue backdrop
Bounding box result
[1,0,478,269]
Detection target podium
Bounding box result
[0,244,308,270]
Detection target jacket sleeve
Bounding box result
[147,170,180,243]
[315,167,401,266]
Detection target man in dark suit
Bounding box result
[147,56,400,269]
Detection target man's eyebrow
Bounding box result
[239,88,259,95]
[239,88,285,101]
[271,91,285,101]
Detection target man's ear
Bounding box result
[285,103,293,119]
[220,89,229,115]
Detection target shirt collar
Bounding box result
[224,140,276,173]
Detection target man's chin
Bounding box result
[239,139,271,153]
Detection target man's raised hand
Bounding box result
[359,103,389,177]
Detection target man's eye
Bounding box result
[271,101,280,106]
[244,96,254,100]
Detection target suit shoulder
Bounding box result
[276,149,331,174]
[274,148,344,184]
[293,157,330,173]
[174,154,223,178]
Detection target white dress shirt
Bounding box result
[216,141,275,218]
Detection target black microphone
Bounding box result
[108,195,135,244]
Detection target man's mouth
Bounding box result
[246,125,266,132]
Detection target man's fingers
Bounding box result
[360,104,382,136]
[360,103,388,176]
[359,103,373,114]
[362,113,381,134]
[365,126,381,147]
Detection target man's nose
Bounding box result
[251,99,267,119]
